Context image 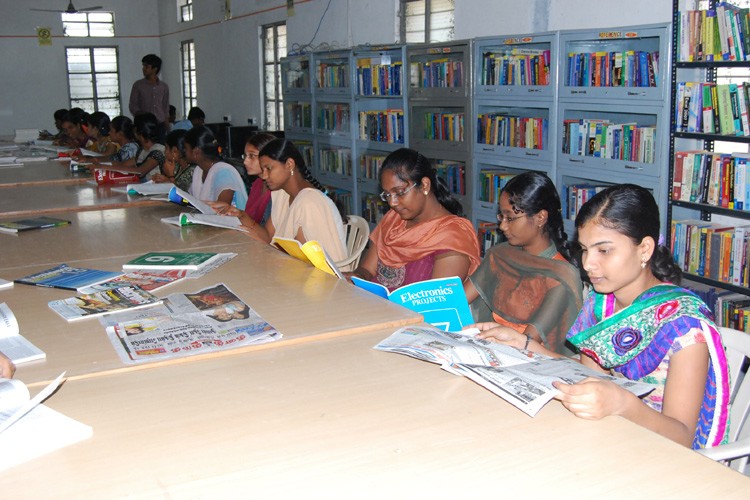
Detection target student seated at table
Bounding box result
[86,111,119,156]
[172,106,206,131]
[185,125,248,208]
[208,132,277,226]
[152,129,196,192]
[474,184,730,449]
[348,148,480,291]
[0,350,15,378]
[243,138,347,262]
[40,108,68,141]
[464,172,583,354]
[54,108,91,149]
[84,115,140,167]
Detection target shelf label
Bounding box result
[503,37,534,44]
[598,31,639,39]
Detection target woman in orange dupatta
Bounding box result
[348,149,480,291]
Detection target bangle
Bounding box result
[523,334,531,350]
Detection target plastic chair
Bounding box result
[697,326,750,474]
[335,215,370,273]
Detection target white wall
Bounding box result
[0,0,160,135]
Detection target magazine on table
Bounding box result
[103,283,281,364]
[48,286,164,322]
[77,269,189,294]
[14,264,122,292]
[374,325,656,417]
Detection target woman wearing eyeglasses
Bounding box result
[209,132,277,226]
[464,171,583,354]
[348,148,481,291]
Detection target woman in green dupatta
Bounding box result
[465,172,583,354]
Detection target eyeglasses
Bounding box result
[380,183,418,202]
[497,213,527,224]
[241,153,259,161]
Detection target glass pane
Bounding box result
[430,10,454,31]
[96,75,119,98]
[278,106,284,131]
[63,23,89,37]
[189,73,198,97]
[405,0,426,16]
[62,13,87,22]
[429,27,453,43]
[406,30,425,44]
[264,67,276,96]
[97,99,121,117]
[405,16,425,32]
[69,75,94,99]
[89,23,115,37]
[93,49,118,72]
[88,12,113,22]
[265,102,275,130]
[431,0,454,13]
[66,51,92,73]
[70,99,95,113]
[264,30,275,60]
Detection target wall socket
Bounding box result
[248,117,256,125]
[223,114,231,122]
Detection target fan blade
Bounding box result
[29,8,65,12]
[79,6,103,12]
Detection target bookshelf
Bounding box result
[556,23,671,236]
[472,33,559,244]
[407,39,473,219]
[669,0,750,307]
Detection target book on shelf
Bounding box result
[123,251,226,271]
[0,372,93,471]
[374,325,655,416]
[77,269,189,294]
[14,264,122,292]
[102,283,281,364]
[351,276,472,332]
[48,286,164,322]
[271,237,343,278]
[0,303,45,364]
[0,216,71,234]
[167,186,214,214]
[161,213,246,232]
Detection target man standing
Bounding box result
[129,54,169,129]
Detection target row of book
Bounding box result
[325,187,353,214]
[434,160,466,196]
[477,222,503,256]
[670,220,750,287]
[479,48,551,86]
[359,154,386,181]
[356,59,403,96]
[319,148,352,176]
[677,4,750,62]
[286,102,312,129]
[565,184,607,220]
[284,66,309,89]
[672,150,750,210]
[422,112,465,142]
[409,59,464,88]
[715,292,750,332]
[476,114,547,150]
[316,62,349,89]
[675,82,750,136]
[361,194,387,224]
[296,141,314,169]
[478,171,515,204]
[357,110,405,143]
[562,119,657,164]
[565,50,659,88]
[317,104,350,132]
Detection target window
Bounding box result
[401,0,454,44]
[262,22,287,131]
[181,41,198,115]
[65,47,120,116]
[178,0,193,23]
[62,11,114,37]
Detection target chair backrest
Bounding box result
[335,215,370,272]
[716,327,750,471]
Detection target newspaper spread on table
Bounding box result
[374,325,655,416]
[102,283,280,364]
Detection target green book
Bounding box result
[0,216,70,234]
[122,252,220,271]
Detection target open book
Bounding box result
[271,237,343,278]
[168,186,214,214]
[351,276,472,332]
[0,372,93,471]
[161,213,246,232]
[0,303,45,364]
[374,325,655,416]
[125,181,173,196]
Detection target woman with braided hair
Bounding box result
[347,148,481,291]
[466,171,583,354]
[245,138,347,262]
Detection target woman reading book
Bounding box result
[208,132,277,226]
[347,148,480,291]
[242,139,347,262]
[81,115,140,166]
[474,184,730,449]
[152,128,196,192]
[86,112,119,156]
[185,126,248,208]
[465,172,583,354]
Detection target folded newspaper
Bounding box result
[374,326,656,416]
[101,283,281,364]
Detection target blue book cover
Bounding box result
[351,276,473,332]
[15,264,122,291]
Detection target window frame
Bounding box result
[64,45,121,115]
[181,40,198,117]
[261,22,287,131]
[62,11,115,38]
[400,0,455,44]
[178,0,193,23]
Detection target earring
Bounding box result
[423,190,428,195]
[290,169,295,176]
[641,260,647,269]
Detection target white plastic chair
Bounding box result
[335,215,370,273]
[697,326,750,474]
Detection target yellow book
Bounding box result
[271,237,343,278]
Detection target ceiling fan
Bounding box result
[30,1,103,14]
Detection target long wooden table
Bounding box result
[0,159,91,187]
[1,328,746,496]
